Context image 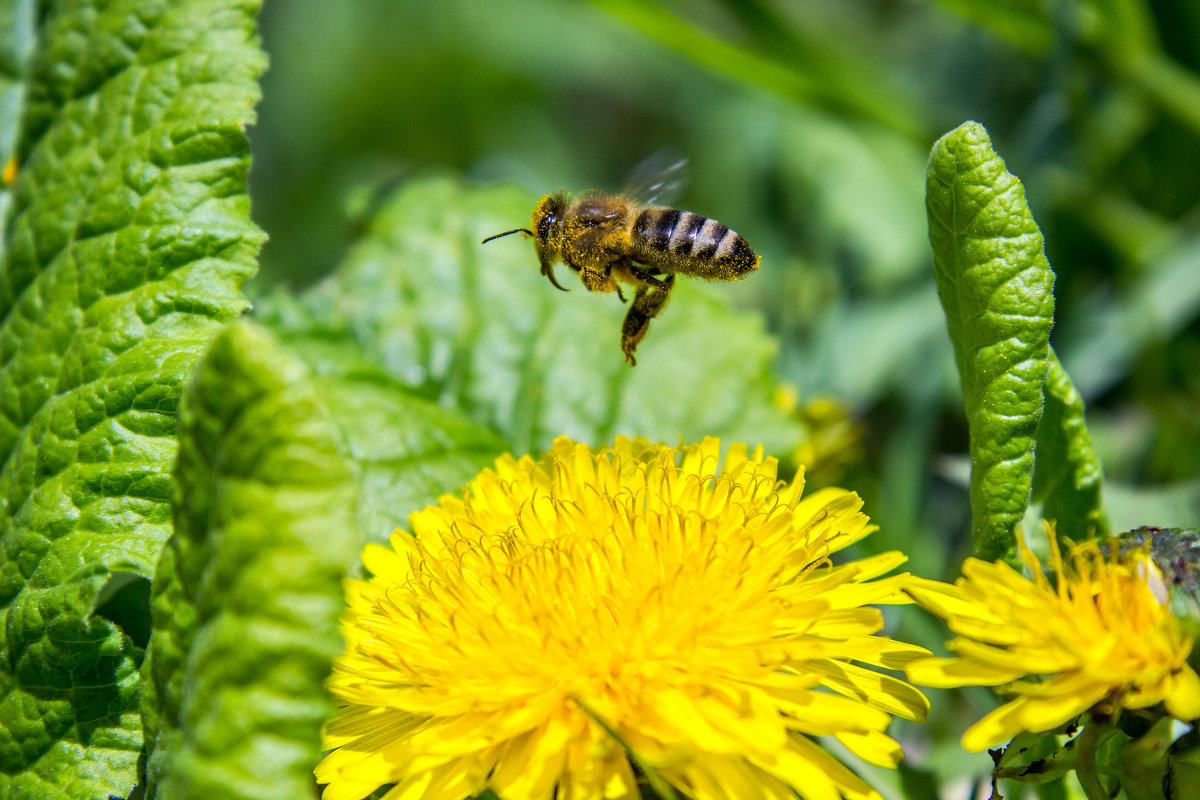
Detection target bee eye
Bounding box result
[536,208,558,241]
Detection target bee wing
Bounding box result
[621,151,689,207]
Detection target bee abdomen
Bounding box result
[633,208,757,278]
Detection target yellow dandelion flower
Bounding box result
[316,436,930,800]
[906,531,1200,753]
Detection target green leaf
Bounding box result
[1032,348,1110,541]
[926,121,1056,560]
[1076,722,1132,800]
[1167,727,1200,799]
[257,175,803,459]
[254,293,526,545]
[316,369,510,545]
[142,321,358,800]
[0,2,264,797]
[1120,717,1175,800]
[996,730,1078,785]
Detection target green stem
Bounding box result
[1076,724,1109,800]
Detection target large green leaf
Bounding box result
[0,2,264,797]
[142,321,357,800]
[255,292,538,545]
[315,369,509,544]
[141,317,508,796]
[258,175,803,458]
[926,122,1056,559]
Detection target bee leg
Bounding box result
[621,275,675,365]
[627,264,672,291]
[604,264,627,303]
[578,264,624,297]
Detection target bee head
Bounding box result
[480,194,569,292]
[531,193,568,291]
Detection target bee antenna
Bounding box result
[481,228,533,244]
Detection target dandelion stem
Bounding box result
[1075,723,1109,800]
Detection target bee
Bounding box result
[482,157,759,365]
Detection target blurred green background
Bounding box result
[251,0,1200,555]
[248,0,1200,794]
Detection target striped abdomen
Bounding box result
[631,208,759,280]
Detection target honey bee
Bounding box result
[482,158,759,365]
